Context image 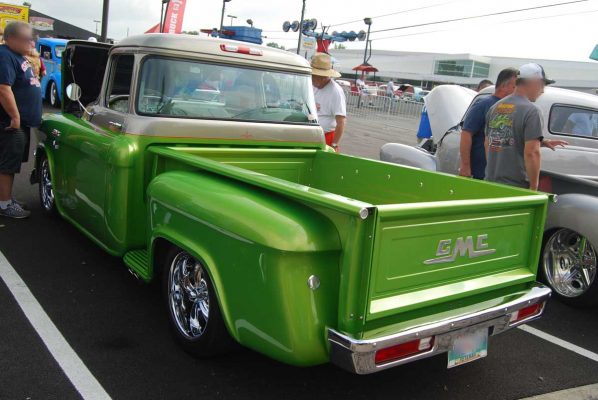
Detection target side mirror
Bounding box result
[66,83,81,101]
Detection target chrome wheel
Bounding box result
[40,158,54,211]
[168,252,210,339]
[543,228,597,298]
[50,81,58,107]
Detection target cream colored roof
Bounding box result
[115,34,311,73]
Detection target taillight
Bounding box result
[219,44,263,56]
[375,337,434,364]
[510,302,544,324]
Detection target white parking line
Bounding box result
[0,251,111,400]
[519,325,598,363]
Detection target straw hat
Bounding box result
[310,53,341,78]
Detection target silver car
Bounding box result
[381,85,598,306]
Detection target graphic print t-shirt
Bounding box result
[484,94,543,188]
[0,45,42,127]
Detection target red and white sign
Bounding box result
[163,0,187,34]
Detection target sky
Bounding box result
[23,0,598,62]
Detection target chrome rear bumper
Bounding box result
[328,283,551,374]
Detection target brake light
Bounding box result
[510,302,544,324]
[219,44,263,56]
[375,337,434,364]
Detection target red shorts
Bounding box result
[325,131,335,146]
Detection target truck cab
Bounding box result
[34,34,551,374]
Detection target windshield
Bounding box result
[137,57,317,124]
[55,46,65,58]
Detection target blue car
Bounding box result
[37,38,67,108]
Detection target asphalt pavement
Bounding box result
[1,108,598,400]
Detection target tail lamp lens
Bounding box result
[510,302,544,324]
[375,336,434,364]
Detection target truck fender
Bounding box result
[380,143,437,171]
[147,170,341,321]
[545,193,598,246]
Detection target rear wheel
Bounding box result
[38,153,58,217]
[541,228,598,306]
[49,81,60,108]
[162,246,234,356]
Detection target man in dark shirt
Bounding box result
[0,22,41,218]
[459,68,518,179]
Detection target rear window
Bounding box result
[55,46,65,58]
[136,57,317,125]
[549,105,598,138]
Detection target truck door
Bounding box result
[59,53,134,247]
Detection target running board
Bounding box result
[123,249,151,282]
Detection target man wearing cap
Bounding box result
[485,63,567,190]
[311,53,346,152]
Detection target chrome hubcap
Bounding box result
[50,82,56,105]
[168,252,209,339]
[543,228,597,298]
[40,158,54,211]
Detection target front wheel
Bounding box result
[162,247,235,357]
[38,154,58,217]
[49,81,60,108]
[540,228,598,306]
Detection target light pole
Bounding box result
[160,0,170,33]
[100,0,109,42]
[227,14,237,25]
[363,17,372,64]
[296,0,306,55]
[220,0,232,31]
[93,19,101,35]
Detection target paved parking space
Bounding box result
[1,108,597,399]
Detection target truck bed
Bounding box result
[148,146,549,355]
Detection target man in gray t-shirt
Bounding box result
[485,63,567,190]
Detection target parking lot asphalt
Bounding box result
[1,108,598,400]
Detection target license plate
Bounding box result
[447,328,488,368]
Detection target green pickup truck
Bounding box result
[32,34,551,374]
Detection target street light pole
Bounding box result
[296,0,306,55]
[93,19,101,35]
[363,17,372,64]
[160,0,170,33]
[100,0,109,42]
[220,0,231,31]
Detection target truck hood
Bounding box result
[424,85,476,144]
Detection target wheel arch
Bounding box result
[149,233,239,342]
[545,193,598,247]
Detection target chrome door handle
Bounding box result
[108,121,123,130]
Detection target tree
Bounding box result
[183,30,199,35]
[334,43,346,50]
[267,42,286,50]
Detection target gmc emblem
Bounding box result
[424,234,496,265]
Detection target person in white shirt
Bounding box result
[311,53,346,152]
[386,80,395,97]
[356,76,365,90]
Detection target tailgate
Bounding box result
[367,195,548,321]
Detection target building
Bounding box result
[330,49,598,93]
[29,9,99,41]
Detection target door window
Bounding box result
[106,55,134,113]
[549,105,598,138]
[39,44,51,60]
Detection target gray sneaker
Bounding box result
[12,198,28,210]
[0,201,31,219]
